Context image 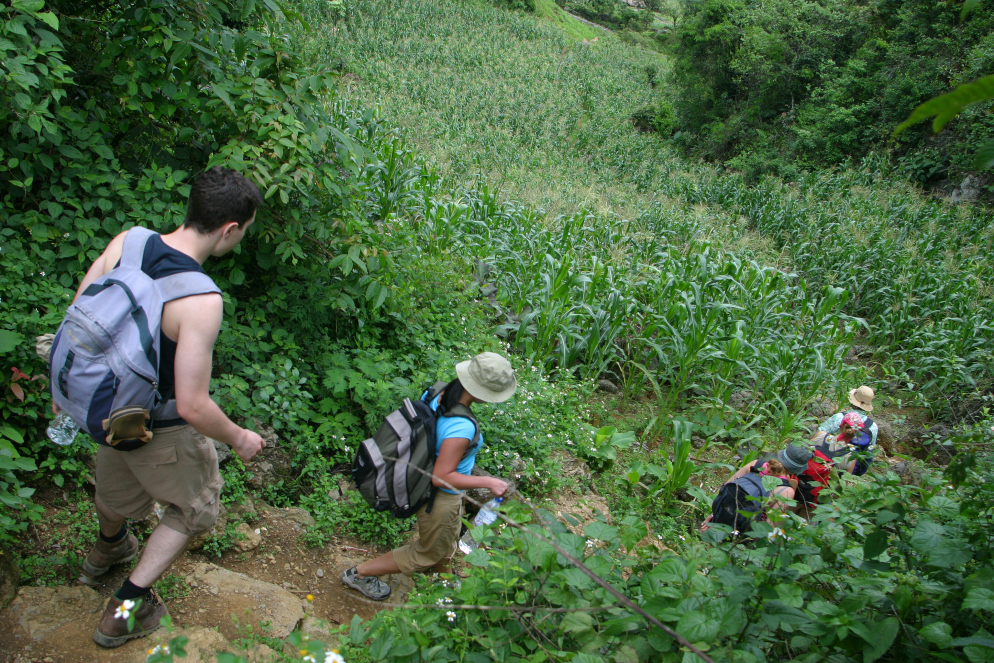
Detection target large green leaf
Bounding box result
[0,330,22,354]
[909,521,945,554]
[920,622,954,649]
[863,617,899,663]
[963,588,994,612]
[863,530,889,560]
[676,610,720,643]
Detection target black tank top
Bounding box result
[116,233,207,408]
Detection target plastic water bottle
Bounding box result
[47,412,79,446]
[458,497,503,554]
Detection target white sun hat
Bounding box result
[455,352,517,403]
[848,385,875,412]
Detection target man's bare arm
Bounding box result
[171,294,264,461]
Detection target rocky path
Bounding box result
[0,500,411,663]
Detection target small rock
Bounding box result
[281,507,316,528]
[233,522,262,552]
[316,568,325,578]
[728,391,756,410]
[284,563,291,571]
[10,586,104,640]
[876,419,894,455]
[806,398,836,420]
[42,658,53,662]
[209,586,219,596]
[189,563,304,638]
[596,379,619,394]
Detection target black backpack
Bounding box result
[711,468,794,534]
[352,382,480,518]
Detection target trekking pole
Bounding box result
[383,456,717,663]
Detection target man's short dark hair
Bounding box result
[184,166,263,233]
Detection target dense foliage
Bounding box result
[352,442,994,663]
[4,0,994,662]
[668,0,994,186]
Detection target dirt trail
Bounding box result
[0,504,404,663]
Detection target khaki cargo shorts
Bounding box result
[95,425,224,537]
[393,490,463,575]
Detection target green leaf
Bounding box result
[895,75,994,135]
[584,521,618,543]
[229,268,245,286]
[0,330,23,354]
[775,583,804,609]
[0,425,24,444]
[561,611,594,633]
[368,631,395,660]
[464,548,490,567]
[920,622,954,649]
[909,521,945,553]
[863,530,889,559]
[676,610,719,643]
[964,588,994,612]
[348,614,367,646]
[962,0,981,19]
[929,539,973,568]
[928,496,959,519]
[863,617,899,663]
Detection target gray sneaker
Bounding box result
[341,566,391,601]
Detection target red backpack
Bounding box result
[796,434,847,507]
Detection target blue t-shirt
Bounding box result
[430,395,482,495]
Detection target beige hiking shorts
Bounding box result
[95,425,224,537]
[392,490,463,574]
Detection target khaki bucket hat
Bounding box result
[455,352,517,403]
[848,385,875,412]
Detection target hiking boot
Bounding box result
[341,566,391,600]
[93,591,168,648]
[80,534,140,586]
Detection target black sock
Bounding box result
[100,525,127,544]
[115,578,152,602]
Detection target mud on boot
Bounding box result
[80,534,140,586]
[93,591,168,648]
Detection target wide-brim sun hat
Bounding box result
[848,385,875,412]
[776,444,814,475]
[455,352,517,403]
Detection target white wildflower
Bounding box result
[446,610,457,622]
[324,649,346,663]
[115,600,136,620]
[767,527,785,542]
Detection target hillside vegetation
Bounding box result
[1,0,994,662]
[667,0,994,187]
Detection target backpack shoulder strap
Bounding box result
[120,227,156,269]
[155,271,221,303]
[441,403,481,449]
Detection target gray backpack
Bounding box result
[353,382,480,518]
[49,227,220,447]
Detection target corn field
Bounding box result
[287,0,994,422]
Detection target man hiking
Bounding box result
[52,167,266,647]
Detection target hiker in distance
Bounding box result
[50,167,266,647]
[818,385,879,449]
[342,352,517,600]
